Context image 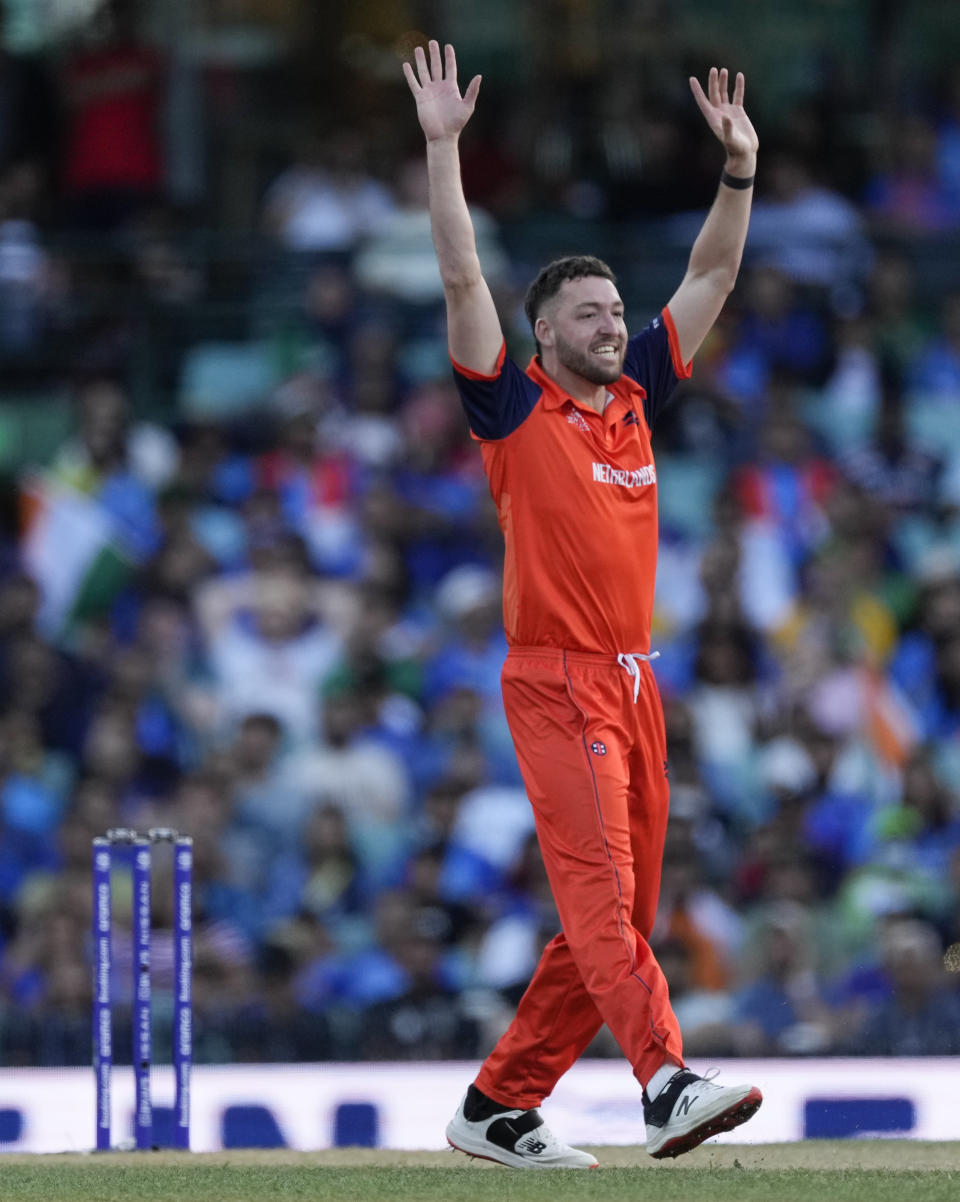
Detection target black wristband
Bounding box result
[720,169,755,190]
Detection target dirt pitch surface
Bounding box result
[2,1142,959,1202]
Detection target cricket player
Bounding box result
[404,39,762,1167]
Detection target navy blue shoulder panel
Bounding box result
[452,356,542,441]
[622,314,682,432]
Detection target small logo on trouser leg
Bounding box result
[591,741,607,756]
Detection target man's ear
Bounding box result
[535,316,553,348]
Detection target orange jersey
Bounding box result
[453,307,691,654]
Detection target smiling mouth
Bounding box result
[591,344,620,358]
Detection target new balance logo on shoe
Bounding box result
[644,1069,762,1159]
[446,1094,599,1169]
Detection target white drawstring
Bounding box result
[617,651,660,702]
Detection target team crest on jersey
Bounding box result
[567,409,591,434]
[591,741,607,756]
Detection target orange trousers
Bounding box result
[475,647,683,1109]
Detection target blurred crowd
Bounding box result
[3,1,960,1068]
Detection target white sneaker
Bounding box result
[644,1069,762,1159]
[446,1095,598,1169]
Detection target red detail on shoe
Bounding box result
[648,1087,763,1160]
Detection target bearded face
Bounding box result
[537,276,628,387]
[552,326,626,384]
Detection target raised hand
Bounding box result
[689,68,758,167]
[403,40,481,143]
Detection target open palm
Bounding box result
[403,40,481,143]
[690,67,758,161]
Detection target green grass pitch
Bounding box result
[2,1143,958,1202]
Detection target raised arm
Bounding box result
[667,67,759,366]
[404,41,504,374]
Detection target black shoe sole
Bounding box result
[648,1088,763,1160]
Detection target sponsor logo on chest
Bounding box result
[567,410,591,433]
